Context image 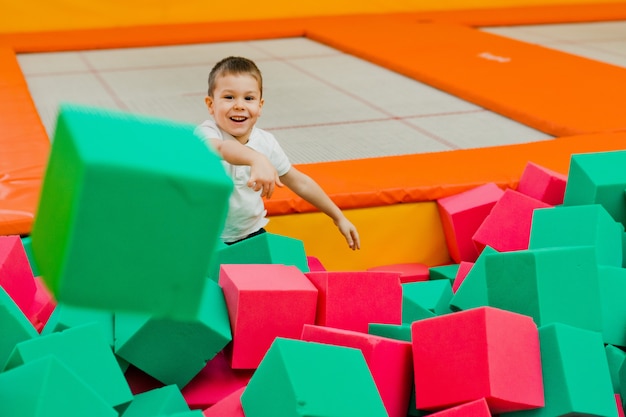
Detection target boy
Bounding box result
[195,56,360,250]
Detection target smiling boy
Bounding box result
[195,56,360,250]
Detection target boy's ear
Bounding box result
[259,97,264,116]
[205,96,214,114]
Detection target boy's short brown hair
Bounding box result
[208,56,263,97]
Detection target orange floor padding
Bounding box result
[305,16,626,137]
[2,4,626,238]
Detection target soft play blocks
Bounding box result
[181,351,253,409]
[219,263,318,369]
[202,387,245,417]
[0,235,36,314]
[598,266,626,347]
[26,276,56,331]
[0,286,38,369]
[564,150,626,227]
[427,398,491,416]
[114,279,232,388]
[301,324,413,417]
[508,323,617,417]
[305,270,402,333]
[0,356,118,416]
[437,182,503,263]
[241,337,388,417]
[30,104,232,320]
[367,262,429,283]
[472,188,551,254]
[606,344,626,394]
[42,302,115,347]
[402,279,454,324]
[449,246,498,312]
[529,204,623,267]
[4,322,133,410]
[517,161,567,206]
[368,323,412,342]
[121,385,190,417]
[411,306,543,413]
[428,263,459,284]
[485,246,603,333]
[208,232,309,281]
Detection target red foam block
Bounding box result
[301,324,413,417]
[26,277,56,332]
[367,263,429,283]
[452,261,473,293]
[305,270,402,333]
[411,306,543,414]
[219,264,318,369]
[517,161,567,206]
[472,189,551,254]
[182,351,253,409]
[437,183,504,263]
[0,235,36,314]
[203,386,245,417]
[427,398,491,416]
[617,394,625,417]
[306,256,326,272]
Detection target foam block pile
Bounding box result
[1,104,626,416]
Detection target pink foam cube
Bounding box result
[472,189,551,254]
[437,183,504,263]
[305,271,402,333]
[367,263,429,283]
[306,256,326,272]
[0,235,36,314]
[182,351,252,409]
[517,161,567,206]
[203,387,245,417]
[427,398,491,416]
[301,324,413,417]
[452,261,473,293]
[219,264,318,369]
[411,306,543,413]
[27,277,56,332]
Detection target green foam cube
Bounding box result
[0,287,38,369]
[4,322,133,409]
[606,344,626,394]
[507,323,617,417]
[31,104,232,320]
[485,246,602,333]
[564,150,626,228]
[402,279,453,324]
[449,246,498,312]
[208,232,308,281]
[241,337,388,417]
[121,385,190,417]
[598,266,626,347]
[115,279,232,388]
[42,303,114,347]
[368,323,412,342]
[0,356,117,416]
[428,263,459,284]
[530,204,623,267]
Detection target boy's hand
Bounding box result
[336,217,361,250]
[248,154,283,199]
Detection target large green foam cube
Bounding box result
[485,246,602,333]
[114,279,232,388]
[564,150,626,228]
[31,104,232,320]
[530,204,623,267]
[507,323,617,417]
[0,356,117,417]
[241,337,388,417]
[4,322,133,409]
[208,232,309,281]
[0,287,38,370]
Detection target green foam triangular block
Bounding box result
[0,287,38,370]
[449,246,498,312]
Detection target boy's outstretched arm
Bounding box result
[280,167,360,250]
[209,138,283,198]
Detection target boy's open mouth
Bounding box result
[230,116,247,122]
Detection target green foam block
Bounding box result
[402,279,453,324]
[42,303,114,347]
[606,344,626,394]
[507,323,616,417]
[121,385,190,417]
[115,279,232,388]
[449,246,498,312]
[208,232,309,281]
[598,266,626,347]
[0,287,38,370]
[241,337,388,417]
[485,246,602,333]
[530,204,623,267]
[31,104,232,320]
[0,356,117,417]
[4,322,133,409]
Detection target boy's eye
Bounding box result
[245,96,255,101]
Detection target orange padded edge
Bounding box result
[305,16,626,137]
[0,47,50,236]
[265,132,626,215]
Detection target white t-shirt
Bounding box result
[194,120,292,242]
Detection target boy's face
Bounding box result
[205,73,264,144]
